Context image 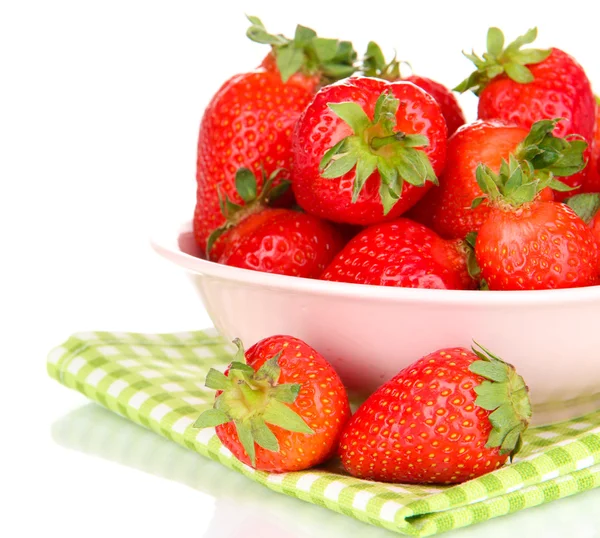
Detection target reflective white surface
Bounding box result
[3,1,600,537]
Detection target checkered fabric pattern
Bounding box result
[47,329,600,537]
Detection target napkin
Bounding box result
[47,329,600,537]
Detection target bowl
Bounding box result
[151,220,600,425]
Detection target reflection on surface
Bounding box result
[52,404,600,538]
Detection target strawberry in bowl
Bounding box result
[321,218,476,290]
[409,119,587,240]
[207,167,344,278]
[193,16,358,254]
[291,76,448,225]
[455,26,595,197]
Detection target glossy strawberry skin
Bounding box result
[338,348,507,484]
[291,77,447,225]
[218,208,345,278]
[590,213,600,253]
[476,201,599,290]
[193,69,316,252]
[478,48,595,195]
[320,218,474,290]
[405,75,466,136]
[216,336,351,472]
[582,104,600,194]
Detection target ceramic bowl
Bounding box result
[151,220,600,425]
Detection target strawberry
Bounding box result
[291,77,447,225]
[339,344,532,484]
[195,336,351,472]
[593,214,600,254]
[565,193,600,253]
[320,218,475,290]
[473,158,599,290]
[408,119,582,240]
[362,41,466,136]
[455,27,595,197]
[193,16,357,252]
[208,168,344,277]
[581,97,600,193]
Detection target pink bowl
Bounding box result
[151,220,600,425]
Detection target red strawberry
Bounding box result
[208,168,344,277]
[593,215,600,253]
[195,336,351,472]
[339,344,532,484]
[565,193,600,253]
[362,41,466,136]
[321,218,475,290]
[582,97,600,193]
[408,119,581,240]
[405,75,466,137]
[455,27,595,197]
[219,209,345,278]
[291,77,447,226]
[193,16,357,252]
[473,159,599,290]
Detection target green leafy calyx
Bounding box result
[193,338,314,466]
[565,193,600,224]
[469,342,532,458]
[462,232,488,290]
[455,27,551,95]
[361,41,404,81]
[471,119,586,209]
[246,15,357,84]
[206,167,289,257]
[320,90,438,215]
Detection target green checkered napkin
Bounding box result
[47,330,600,537]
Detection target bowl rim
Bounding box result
[150,220,600,306]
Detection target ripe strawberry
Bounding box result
[321,218,475,290]
[593,215,600,254]
[291,77,447,225]
[582,97,600,193]
[473,159,599,290]
[362,41,466,136]
[339,344,532,484]
[195,336,351,472]
[565,193,600,253]
[208,168,344,277]
[408,119,582,240]
[455,27,595,197]
[193,16,357,252]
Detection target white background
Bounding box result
[2,1,600,536]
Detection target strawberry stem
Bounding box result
[469,342,532,459]
[193,339,314,467]
[320,90,437,215]
[361,41,403,80]
[206,167,290,258]
[455,27,551,95]
[471,119,586,209]
[246,15,357,84]
[370,132,406,150]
